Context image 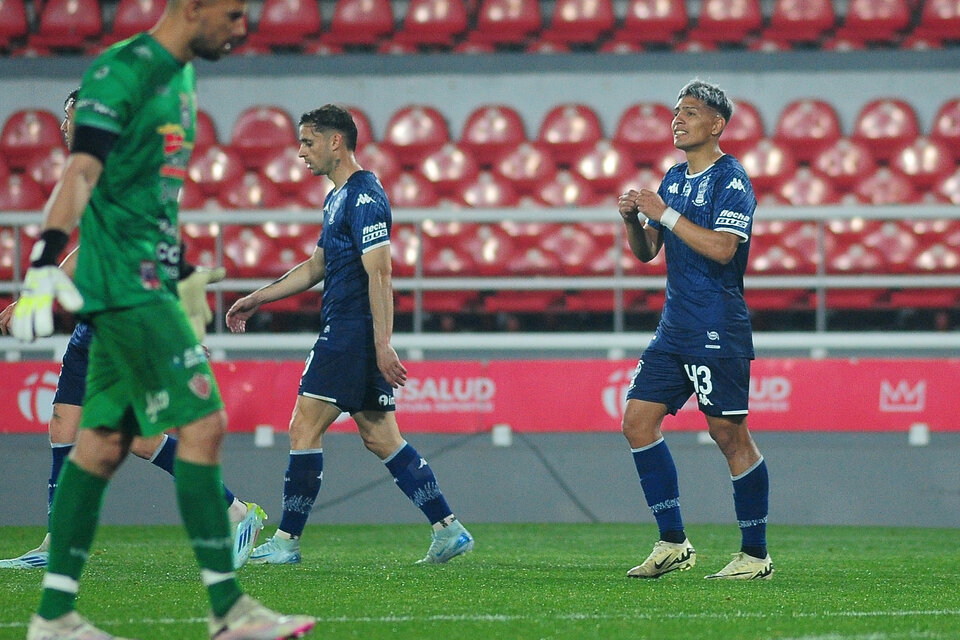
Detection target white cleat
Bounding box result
[233,503,267,569]
[208,594,315,640]
[705,552,774,580]
[0,533,50,569]
[26,611,138,640]
[627,539,696,578]
[416,520,474,564]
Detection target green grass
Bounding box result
[1,523,958,640]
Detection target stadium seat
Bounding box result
[773,99,843,163]
[540,224,602,276]
[720,99,764,158]
[614,0,688,47]
[891,137,955,189]
[738,139,797,195]
[499,220,550,250]
[324,0,394,47]
[24,145,69,196]
[491,141,558,196]
[851,99,920,162]
[483,290,564,313]
[469,0,541,47]
[912,242,960,273]
[776,167,840,206]
[194,109,219,154]
[393,0,468,48]
[181,222,222,268]
[0,173,45,210]
[262,221,322,263]
[216,172,285,209]
[387,171,439,207]
[744,288,811,311]
[502,246,563,276]
[851,167,918,204]
[29,0,102,52]
[654,147,686,176]
[862,221,919,274]
[533,169,598,207]
[419,143,481,197]
[390,224,420,277]
[229,106,298,170]
[0,155,8,181]
[762,0,836,46]
[524,39,571,53]
[824,289,885,309]
[421,290,481,313]
[179,178,207,210]
[456,223,516,276]
[833,0,911,46]
[573,140,634,192]
[540,0,615,45]
[104,0,166,46]
[930,98,960,161]
[187,145,246,197]
[826,242,886,274]
[382,105,451,168]
[887,289,960,309]
[536,103,604,166]
[245,0,322,49]
[0,0,28,52]
[0,109,64,170]
[459,104,528,167]
[222,226,276,279]
[693,0,763,45]
[356,143,402,190]
[421,240,475,277]
[260,146,312,196]
[934,167,960,204]
[456,171,521,207]
[613,102,675,166]
[296,174,335,208]
[347,106,375,149]
[811,138,878,189]
[747,242,806,275]
[913,0,960,47]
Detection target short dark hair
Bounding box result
[299,104,358,151]
[677,79,733,122]
[65,88,80,110]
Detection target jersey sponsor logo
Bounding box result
[750,376,790,411]
[726,177,746,191]
[667,183,680,194]
[395,376,495,413]
[176,345,207,370]
[76,98,118,121]
[362,221,388,244]
[139,261,161,290]
[378,394,396,407]
[879,379,925,412]
[693,176,710,206]
[717,209,751,229]
[145,390,170,423]
[188,373,213,400]
[356,193,376,206]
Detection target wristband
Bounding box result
[29,229,70,267]
[660,207,681,231]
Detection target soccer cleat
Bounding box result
[208,594,315,640]
[233,502,268,570]
[626,539,696,578]
[26,611,137,640]
[705,552,774,580]
[0,534,50,569]
[248,535,301,565]
[416,520,474,564]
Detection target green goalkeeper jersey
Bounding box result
[72,33,196,313]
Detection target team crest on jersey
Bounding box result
[693,176,710,206]
[157,124,186,155]
[682,181,692,197]
[139,261,161,290]
[188,373,213,400]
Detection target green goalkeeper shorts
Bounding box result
[80,300,224,437]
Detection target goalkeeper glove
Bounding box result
[11,266,84,342]
[177,266,226,341]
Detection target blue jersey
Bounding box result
[647,154,756,358]
[317,170,392,323]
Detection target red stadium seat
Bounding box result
[913,0,960,46]
[0,155,8,180]
[826,242,886,274]
[194,109,219,155]
[773,221,822,273]
[418,143,480,197]
[613,102,675,166]
[888,289,959,309]
[0,109,64,170]
[382,106,450,168]
[824,289,885,310]
[260,146,312,196]
[833,0,911,46]
[222,226,276,278]
[25,145,69,196]
[188,145,246,197]
[262,221,322,264]
[0,227,19,280]
[502,247,563,276]
[615,0,688,47]
[524,39,571,53]
[762,0,835,46]
[616,167,664,196]
[456,223,516,276]
[356,143,402,190]
[773,99,842,163]
[470,0,541,46]
[934,167,960,204]
[296,175,335,209]
[851,167,918,204]
[693,0,763,45]
[421,239,475,277]
[776,167,840,206]
[930,98,960,161]
[29,0,102,52]
[422,291,481,313]
[387,171,439,207]
[533,170,598,207]
[346,106,375,149]
[744,289,811,311]
[246,0,322,49]
[483,290,564,313]
[912,242,960,273]
[720,99,764,158]
[738,139,797,195]
[851,98,920,162]
[573,140,635,192]
[181,222,222,268]
[229,106,298,170]
[540,0,615,45]
[0,173,45,210]
[0,0,28,51]
[540,224,602,276]
[536,104,604,167]
[491,141,558,196]
[499,221,550,250]
[390,224,420,277]
[654,147,686,176]
[324,0,394,47]
[862,221,919,274]
[105,0,166,45]
[891,137,955,189]
[460,104,528,167]
[216,172,285,209]
[456,171,521,207]
[179,178,207,210]
[811,138,877,189]
[394,0,468,48]
[748,243,807,275]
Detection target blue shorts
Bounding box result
[298,316,395,415]
[53,324,92,407]
[626,348,750,417]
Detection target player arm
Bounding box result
[630,188,740,265]
[619,190,663,262]
[361,244,407,388]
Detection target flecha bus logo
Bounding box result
[879,380,925,412]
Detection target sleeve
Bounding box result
[350,187,392,254]
[712,168,757,241]
[73,55,142,135]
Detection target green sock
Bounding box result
[38,460,108,620]
[174,459,242,617]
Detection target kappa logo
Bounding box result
[879,380,925,412]
[726,178,746,191]
[356,193,376,206]
[667,183,680,194]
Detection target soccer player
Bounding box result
[0,89,266,574]
[616,79,772,580]
[226,105,474,566]
[10,2,316,639]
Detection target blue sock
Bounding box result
[384,442,452,525]
[47,443,73,521]
[277,450,323,537]
[733,457,769,558]
[631,438,685,543]
[149,434,236,506]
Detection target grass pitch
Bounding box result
[0,523,957,640]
